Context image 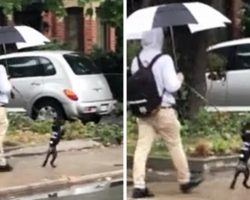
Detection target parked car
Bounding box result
[206,38,250,110]
[0,51,116,123]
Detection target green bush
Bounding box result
[88,47,123,102]
[127,110,247,157]
[38,39,70,50]
[7,114,123,146]
[8,113,52,134]
[127,41,140,67]
[95,123,123,146]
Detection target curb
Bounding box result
[5,147,98,158]
[127,154,239,173]
[4,143,103,158]
[0,170,123,199]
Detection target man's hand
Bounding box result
[177,72,184,83]
[10,91,15,99]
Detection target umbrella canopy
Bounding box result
[15,26,50,49]
[127,2,231,39]
[0,26,25,44]
[0,25,50,50]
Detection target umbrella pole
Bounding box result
[169,26,178,72]
[2,44,6,54]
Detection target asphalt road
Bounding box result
[39,185,123,200]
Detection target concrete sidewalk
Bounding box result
[4,139,102,157]
[127,170,249,200]
[0,143,123,199]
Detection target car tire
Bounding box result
[32,100,65,121]
[81,115,101,124]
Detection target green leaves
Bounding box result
[96,0,123,29]
[96,0,123,52]
[0,0,29,14]
[0,0,66,16]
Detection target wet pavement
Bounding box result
[15,182,123,200]
[127,170,250,200]
[38,185,123,200]
[0,146,122,189]
[0,145,122,200]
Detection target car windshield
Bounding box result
[64,53,100,75]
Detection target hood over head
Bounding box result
[141,28,164,51]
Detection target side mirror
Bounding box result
[207,53,227,81]
[207,70,226,81]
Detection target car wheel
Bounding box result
[81,115,101,124]
[33,100,65,121]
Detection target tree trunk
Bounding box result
[177,28,209,119]
[228,0,242,39]
[187,32,209,118]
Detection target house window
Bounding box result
[96,16,106,50]
[65,7,84,51]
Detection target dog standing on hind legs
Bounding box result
[42,118,65,168]
[230,122,250,189]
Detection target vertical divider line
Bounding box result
[123,0,128,199]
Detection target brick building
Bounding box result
[1,0,116,53]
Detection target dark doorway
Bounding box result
[13,3,43,31]
[65,7,84,51]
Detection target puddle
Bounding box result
[12,181,123,200]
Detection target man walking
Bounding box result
[0,64,12,170]
[130,28,203,198]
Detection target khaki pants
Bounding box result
[133,108,190,189]
[0,107,8,166]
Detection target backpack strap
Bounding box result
[137,53,163,69]
[148,53,164,69]
[137,55,144,69]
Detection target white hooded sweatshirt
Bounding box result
[131,28,182,107]
[0,64,11,105]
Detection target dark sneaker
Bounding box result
[180,175,204,193]
[0,164,13,172]
[132,188,154,198]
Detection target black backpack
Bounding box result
[127,53,163,117]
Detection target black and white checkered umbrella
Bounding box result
[127,2,231,39]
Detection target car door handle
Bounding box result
[31,82,41,86]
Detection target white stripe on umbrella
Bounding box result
[15,26,50,49]
[184,2,231,33]
[127,5,158,40]
[126,2,231,39]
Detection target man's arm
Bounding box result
[161,55,183,93]
[0,65,11,94]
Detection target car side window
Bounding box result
[210,46,238,71]
[234,45,250,70]
[39,57,56,76]
[0,57,43,78]
[0,56,56,78]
